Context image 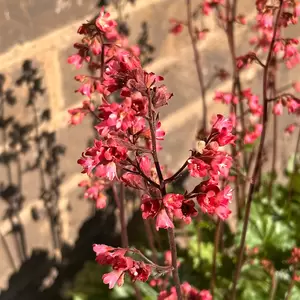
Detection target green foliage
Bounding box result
[232,157,300,299]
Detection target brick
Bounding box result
[0,0,96,55]
[58,44,94,108]
[157,47,230,121]
[159,116,197,171]
[56,114,95,177]
[64,187,94,244]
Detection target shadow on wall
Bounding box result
[0,60,65,298]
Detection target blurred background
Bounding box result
[0,0,299,299]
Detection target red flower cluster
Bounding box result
[272,94,300,116]
[196,181,232,220]
[288,247,300,264]
[78,139,127,180]
[93,244,152,289]
[141,193,198,230]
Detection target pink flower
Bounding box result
[174,200,198,224]
[197,28,209,40]
[244,124,262,145]
[170,23,183,35]
[163,193,184,211]
[93,243,154,288]
[257,11,273,28]
[169,19,184,35]
[159,282,213,299]
[76,82,93,98]
[79,179,108,209]
[273,101,283,115]
[95,193,107,209]
[285,124,296,134]
[202,2,212,15]
[153,85,173,108]
[68,100,94,125]
[293,274,300,282]
[188,158,209,178]
[77,139,127,179]
[138,156,152,177]
[236,52,257,69]
[93,244,114,256]
[95,162,117,181]
[156,208,174,230]
[67,43,90,69]
[141,195,160,219]
[95,7,117,33]
[123,90,148,116]
[214,91,237,104]
[211,114,236,146]
[288,248,300,264]
[211,154,233,178]
[102,270,124,289]
[90,37,102,55]
[128,261,151,282]
[200,290,213,300]
[287,98,300,113]
[121,172,146,190]
[196,181,232,220]
[236,14,246,25]
[95,101,136,136]
[94,244,153,288]
[284,44,298,59]
[67,54,84,69]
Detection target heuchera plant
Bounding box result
[67,1,300,299]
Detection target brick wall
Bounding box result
[0,0,299,295]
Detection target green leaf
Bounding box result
[237,201,295,252]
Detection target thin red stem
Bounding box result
[164,159,189,183]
